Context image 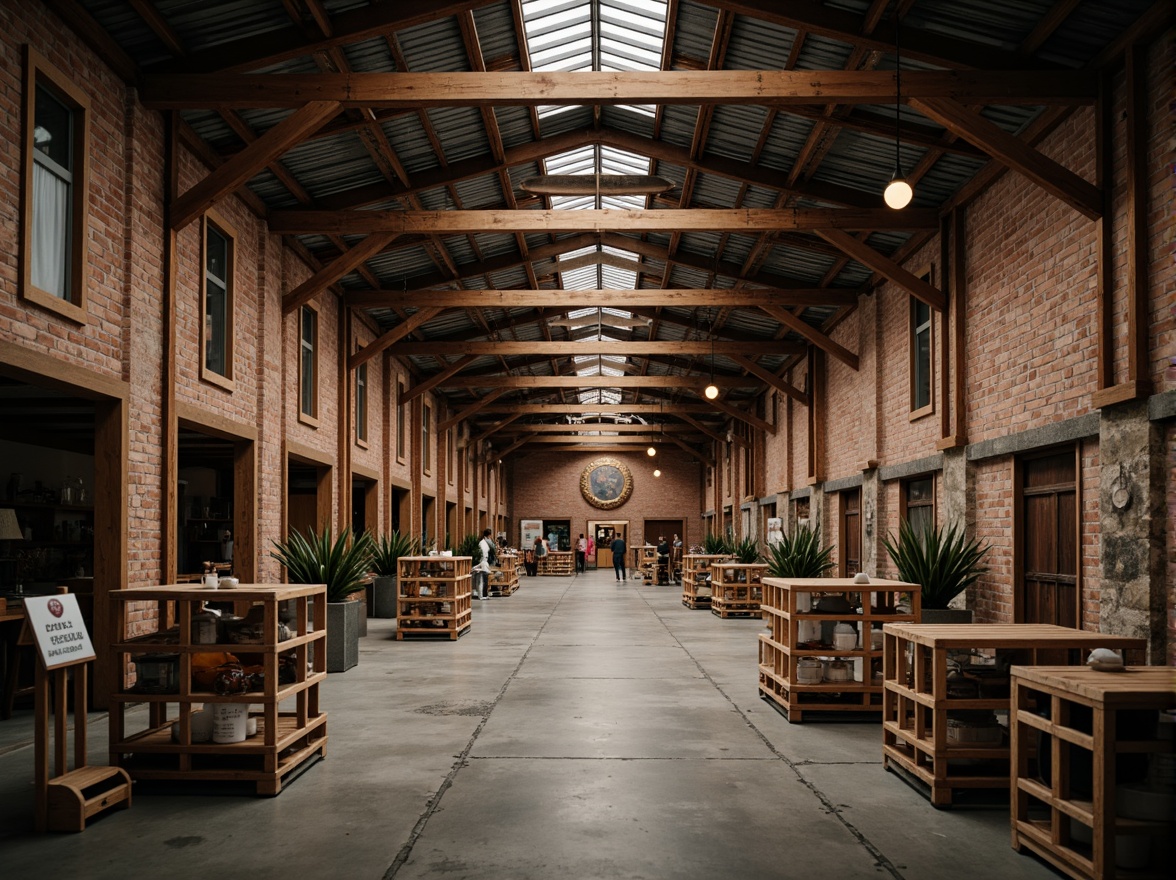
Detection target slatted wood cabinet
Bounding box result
[681,554,729,609]
[1010,666,1175,880]
[396,556,472,640]
[881,623,1147,806]
[108,583,327,796]
[709,563,767,618]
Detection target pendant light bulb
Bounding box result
[884,175,913,209]
[704,383,719,400]
[653,468,661,478]
[647,445,656,457]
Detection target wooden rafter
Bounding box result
[757,305,860,371]
[814,229,947,311]
[343,288,859,310]
[385,341,805,356]
[729,354,809,405]
[282,233,400,314]
[349,308,442,370]
[436,376,760,390]
[139,70,1097,110]
[268,207,940,235]
[398,355,477,405]
[438,389,506,433]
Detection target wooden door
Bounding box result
[840,489,861,577]
[1020,451,1078,626]
[591,521,626,570]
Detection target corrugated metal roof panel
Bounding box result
[759,243,839,285]
[703,104,770,164]
[495,107,538,150]
[280,131,387,199]
[341,36,397,73]
[671,0,720,65]
[82,0,168,65]
[397,15,471,73]
[600,106,659,140]
[537,107,597,137]
[725,13,801,70]
[757,112,815,174]
[658,104,702,152]
[382,113,444,175]
[452,173,506,209]
[472,2,522,64]
[425,106,493,164]
[690,172,743,208]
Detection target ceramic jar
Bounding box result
[832,623,858,651]
[796,657,823,684]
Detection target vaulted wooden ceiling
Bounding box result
[52,0,1166,460]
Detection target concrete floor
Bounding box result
[0,569,1061,879]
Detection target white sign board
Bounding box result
[520,519,544,549]
[22,594,96,670]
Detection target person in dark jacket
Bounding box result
[610,534,627,581]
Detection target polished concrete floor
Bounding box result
[0,569,1061,879]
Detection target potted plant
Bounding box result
[270,526,375,673]
[456,533,479,559]
[370,530,419,619]
[765,525,835,578]
[702,531,728,555]
[731,535,762,564]
[881,519,989,622]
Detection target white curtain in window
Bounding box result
[31,162,69,299]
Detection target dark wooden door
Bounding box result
[840,489,861,577]
[1020,451,1078,626]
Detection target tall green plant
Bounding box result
[731,535,761,563]
[765,526,835,578]
[456,533,480,559]
[702,531,727,555]
[881,520,989,609]
[270,526,375,603]
[370,530,419,576]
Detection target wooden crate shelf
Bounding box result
[539,550,574,576]
[681,554,730,609]
[881,623,1147,807]
[396,556,472,640]
[709,563,767,618]
[489,553,520,595]
[108,583,327,797]
[1010,666,1175,880]
[758,577,920,723]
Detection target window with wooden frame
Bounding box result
[422,402,432,474]
[839,489,862,577]
[298,304,318,425]
[901,475,936,535]
[446,430,454,485]
[396,379,406,462]
[21,47,90,322]
[201,216,234,388]
[910,275,934,418]
[354,362,368,447]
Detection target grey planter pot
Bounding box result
[372,575,398,618]
[326,600,360,673]
[920,607,973,624]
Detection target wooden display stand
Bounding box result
[396,556,472,639]
[489,553,519,596]
[1010,666,1175,880]
[108,583,327,796]
[681,554,729,609]
[540,550,574,576]
[881,623,1146,807]
[758,577,920,723]
[709,563,767,618]
[636,545,657,584]
[22,593,132,831]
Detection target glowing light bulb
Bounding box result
[704,383,719,400]
[884,177,913,209]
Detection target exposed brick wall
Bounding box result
[1167,422,1176,666]
[506,449,704,550]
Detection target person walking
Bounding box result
[610,533,627,582]
[473,528,494,599]
[575,533,587,573]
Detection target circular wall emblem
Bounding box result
[48,598,65,618]
[580,457,633,510]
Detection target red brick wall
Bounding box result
[506,448,704,549]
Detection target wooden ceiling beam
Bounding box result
[438,388,506,432]
[170,100,341,230]
[281,232,400,314]
[729,354,809,406]
[140,70,1097,110]
[703,397,777,435]
[438,376,759,390]
[350,308,442,370]
[498,423,700,435]
[910,96,1102,220]
[398,355,477,405]
[269,207,939,235]
[345,288,859,310]
[757,304,860,371]
[387,341,805,356]
[814,229,948,311]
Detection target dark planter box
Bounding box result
[326,599,360,672]
[372,575,398,618]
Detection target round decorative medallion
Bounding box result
[579,457,633,510]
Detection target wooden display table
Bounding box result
[540,550,574,576]
[396,556,472,639]
[881,623,1146,807]
[709,563,767,618]
[489,553,520,596]
[759,577,920,722]
[635,545,657,584]
[680,554,729,609]
[1010,666,1176,880]
[108,583,327,796]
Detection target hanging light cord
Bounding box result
[894,11,902,175]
